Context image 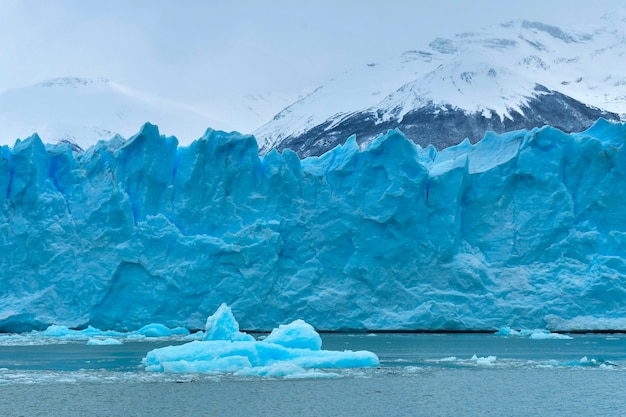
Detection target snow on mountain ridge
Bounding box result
[255,15,626,154]
[0,77,232,150]
[38,77,112,88]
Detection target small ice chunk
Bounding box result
[494,327,520,336]
[495,327,573,339]
[42,325,86,338]
[86,337,123,345]
[528,331,573,340]
[133,323,172,337]
[472,354,497,365]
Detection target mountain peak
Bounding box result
[254,14,626,157]
[0,76,230,150]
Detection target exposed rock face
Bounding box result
[272,87,622,158]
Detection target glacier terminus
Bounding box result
[1,119,626,333]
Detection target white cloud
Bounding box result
[0,0,622,129]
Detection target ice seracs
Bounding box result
[142,304,380,377]
[2,120,626,333]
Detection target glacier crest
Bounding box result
[1,119,626,332]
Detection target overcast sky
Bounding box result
[0,0,622,125]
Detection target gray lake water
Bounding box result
[0,333,625,417]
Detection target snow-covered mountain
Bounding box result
[0,77,231,150]
[255,12,626,157]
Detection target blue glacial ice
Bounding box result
[0,322,198,345]
[86,337,123,345]
[1,119,626,332]
[142,303,379,377]
[494,327,573,339]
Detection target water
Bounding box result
[0,333,625,416]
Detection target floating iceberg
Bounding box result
[86,337,123,345]
[142,304,380,377]
[528,332,574,340]
[494,327,574,339]
[471,354,497,366]
[0,322,198,346]
[2,120,626,332]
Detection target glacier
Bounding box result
[1,119,626,332]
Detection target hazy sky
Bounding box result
[0,0,622,125]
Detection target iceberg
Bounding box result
[0,322,199,345]
[494,327,573,339]
[1,119,626,332]
[86,337,123,345]
[142,304,379,376]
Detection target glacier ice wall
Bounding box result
[1,120,626,332]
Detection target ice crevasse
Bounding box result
[1,119,626,332]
